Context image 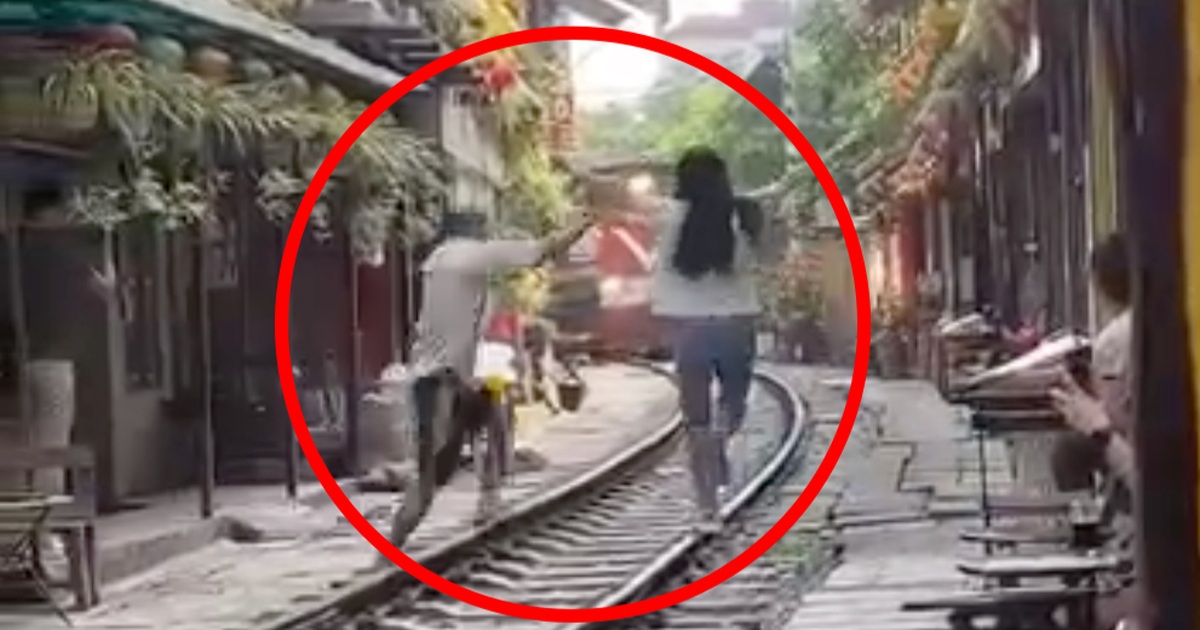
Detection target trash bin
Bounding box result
[358,366,414,474]
[28,359,74,495]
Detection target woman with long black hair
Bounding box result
[651,147,782,531]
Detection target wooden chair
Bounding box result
[905,381,1129,628]
[0,446,98,611]
[908,514,1121,628]
[0,493,71,625]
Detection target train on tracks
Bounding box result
[545,205,670,361]
[544,158,673,361]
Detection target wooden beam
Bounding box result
[1129,0,1197,627]
[344,231,362,476]
[1,184,31,453]
[197,222,215,519]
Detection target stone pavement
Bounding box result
[2,364,675,630]
[779,370,1019,630]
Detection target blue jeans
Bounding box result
[669,315,756,513]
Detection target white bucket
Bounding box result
[27,359,75,495]
[359,365,415,471]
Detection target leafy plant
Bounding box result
[39,51,444,256]
[762,248,825,324]
[503,143,570,233]
[69,165,230,230]
[491,267,551,316]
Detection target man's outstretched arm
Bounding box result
[466,210,598,274]
[535,211,596,265]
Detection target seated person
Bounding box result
[1049,233,1139,630]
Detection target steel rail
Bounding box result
[264,363,804,630]
[559,365,807,630]
[262,363,683,630]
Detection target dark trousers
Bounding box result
[388,370,510,549]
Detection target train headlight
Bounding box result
[627,173,655,196]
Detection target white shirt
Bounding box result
[1092,308,1133,436]
[650,200,783,319]
[409,238,542,379]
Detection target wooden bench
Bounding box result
[958,553,1121,587]
[0,446,98,610]
[903,586,1106,629]
[960,523,1074,550]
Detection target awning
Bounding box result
[0,0,420,98]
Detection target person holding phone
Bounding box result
[1049,232,1139,630]
[1050,233,1135,491]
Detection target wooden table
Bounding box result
[958,553,1121,629]
[960,523,1074,549]
[904,585,1108,630]
[959,553,1120,581]
[964,404,1066,530]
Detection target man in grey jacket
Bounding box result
[388,209,596,550]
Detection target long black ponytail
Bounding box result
[671,147,759,279]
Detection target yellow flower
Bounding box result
[482,375,509,400]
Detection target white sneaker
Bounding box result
[473,491,501,526]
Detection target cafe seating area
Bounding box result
[899,317,1126,629]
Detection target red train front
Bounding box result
[548,159,671,359]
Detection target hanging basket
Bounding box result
[190,46,233,84]
[556,377,586,413]
[0,69,101,146]
[141,35,187,70]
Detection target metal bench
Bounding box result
[0,446,98,611]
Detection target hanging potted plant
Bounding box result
[190,45,234,84]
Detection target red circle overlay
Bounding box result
[274,25,869,624]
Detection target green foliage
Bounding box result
[588,72,760,188]
[783,0,905,213]
[760,248,824,323]
[38,52,443,255]
[503,144,571,234]
[496,54,574,235]
[578,0,907,215]
[580,77,785,190]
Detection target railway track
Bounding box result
[265,366,806,630]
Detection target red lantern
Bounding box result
[478,58,518,97]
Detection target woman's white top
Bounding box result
[650,199,783,319]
